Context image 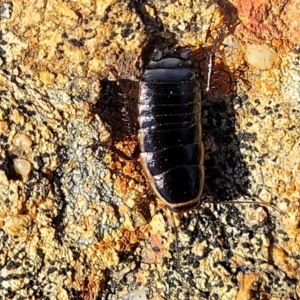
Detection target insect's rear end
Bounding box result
[138,49,204,212]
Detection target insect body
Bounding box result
[138,49,204,212]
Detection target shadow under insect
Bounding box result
[202,87,251,201]
[95,78,140,142]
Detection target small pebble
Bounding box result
[12,133,33,149]
[245,44,278,69]
[120,289,148,300]
[13,158,32,178]
[0,2,13,19]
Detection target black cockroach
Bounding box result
[138,48,204,213]
[137,48,282,215]
[102,47,282,218]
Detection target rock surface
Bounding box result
[0,0,299,299]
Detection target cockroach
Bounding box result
[137,48,282,215]
[138,48,204,213]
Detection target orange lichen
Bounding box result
[115,240,125,252]
[270,246,299,279]
[236,273,261,300]
[123,161,135,175]
[106,240,116,248]
[97,241,107,252]
[271,38,283,48]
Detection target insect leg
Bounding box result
[109,65,138,136]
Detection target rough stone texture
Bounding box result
[0,0,299,299]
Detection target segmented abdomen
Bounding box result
[138,57,204,212]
